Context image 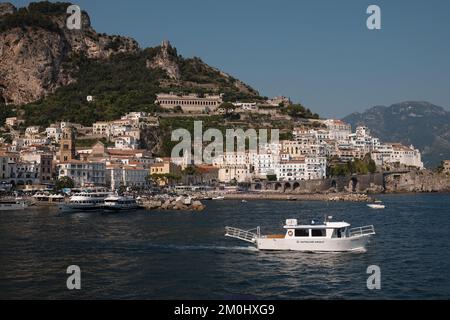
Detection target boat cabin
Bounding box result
[283,219,350,239]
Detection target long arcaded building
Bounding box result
[155,93,223,112]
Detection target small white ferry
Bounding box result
[212,196,225,200]
[103,195,139,211]
[367,200,385,209]
[58,189,112,213]
[225,217,375,252]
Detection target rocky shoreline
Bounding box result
[220,192,372,202]
[139,195,206,211]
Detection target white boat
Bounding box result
[367,201,385,209]
[0,198,28,211]
[58,189,112,212]
[212,196,225,200]
[103,195,139,211]
[225,217,375,252]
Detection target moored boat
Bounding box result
[225,217,375,252]
[103,195,139,211]
[58,189,112,213]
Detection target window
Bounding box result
[311,229,326,237]
[295,229,309,237]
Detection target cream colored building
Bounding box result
[155,93,223,112]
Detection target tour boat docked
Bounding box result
[0,198,28,211]
[58,189,112,212]
[212,196,225,200]
[103,195,139,211]
[225,217,375,252]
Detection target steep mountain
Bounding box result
[0,1,139,105]
[343,101,450,167]
[0,1,261,124]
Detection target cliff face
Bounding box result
[0,2,139,105]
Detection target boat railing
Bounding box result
[225,226,260,244]
[348,225,375,238]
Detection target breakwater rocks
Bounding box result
[139,196,206,211]
[222,192,371,202]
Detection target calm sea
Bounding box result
[0,193,449,299]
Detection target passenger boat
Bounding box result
[367,200,385,209]
[58,189,112,212]
[0,198,28,211]
[212,196,225,200]
[225,217,375,252]
[103,195,139,211]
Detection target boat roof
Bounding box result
[283,221,350,229]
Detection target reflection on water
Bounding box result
[1,194,450,299]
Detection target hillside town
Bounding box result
[0,93,428,193]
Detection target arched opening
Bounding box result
[254,183,262,191]
[350,177,358,192]
[293,182,300,191]
[331,180,337,188]
[274,182,282,191]
[283,182,291,192]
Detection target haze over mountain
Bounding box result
[343,101,450,167]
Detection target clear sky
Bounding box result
[10,0,450,118]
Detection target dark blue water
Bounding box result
[1,194,449,299]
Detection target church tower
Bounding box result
[58,126,76,162]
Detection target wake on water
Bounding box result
[146,244,259,252]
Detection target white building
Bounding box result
[25,126,41,137]
[372,143,423,169]
[114,136,139,150]
[57,161,106,187]
[106,165,148,190]
[218,164,251,183]
[46,126,62,142]
[323,119,352,142]
[275,156,326,181]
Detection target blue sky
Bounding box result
[10,0,450,118]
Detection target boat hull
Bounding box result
[256,235,372,252]
[103,204,139,212]
[58,203,103,213]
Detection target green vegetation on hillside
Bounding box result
[328,155,377,177]
[20,51,166,126]
[0,1,71,33]
[282,104,319,119]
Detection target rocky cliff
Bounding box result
[0,2,139,106]
[0,1,260,112]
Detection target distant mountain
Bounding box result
[343,101,450,167]
[0,2,261,125]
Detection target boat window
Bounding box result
[295,229,309,237]
[311,229,326,237]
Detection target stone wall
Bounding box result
[251,173,385,193]
[384,170,450,193]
